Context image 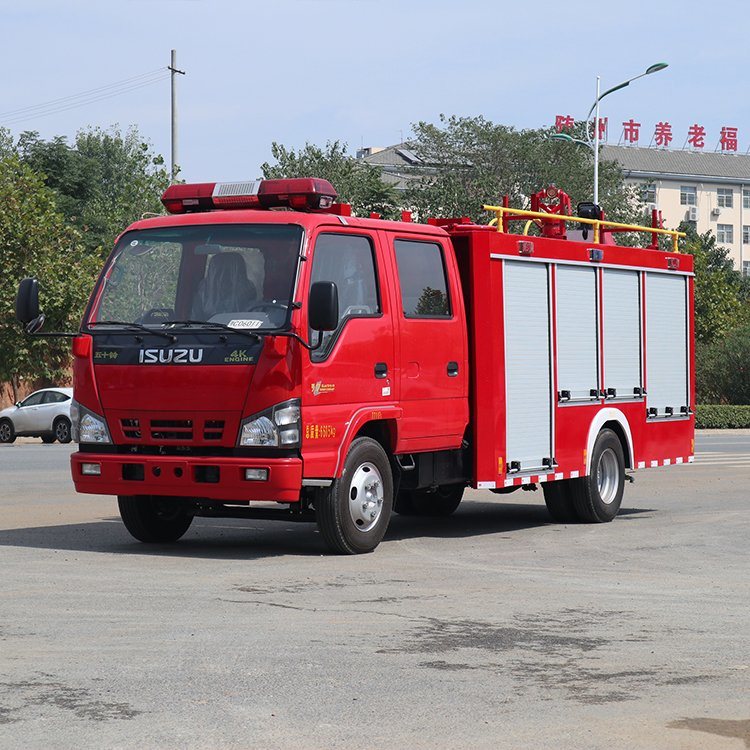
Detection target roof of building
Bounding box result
[602,144,750,181]
[361,142,750,188]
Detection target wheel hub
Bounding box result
[348,462,384,532]
[596,448,620,505]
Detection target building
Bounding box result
[603,145,750,275]
[359,143,750,275]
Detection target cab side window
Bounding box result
[309,233,380,358]
[394,239,451,318]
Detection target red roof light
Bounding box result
[161,178,337,214]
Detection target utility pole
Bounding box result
[168,49,185,183]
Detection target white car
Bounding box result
[0,387,73,444]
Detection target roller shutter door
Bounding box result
[646,273,688,417]
[556,266,598,401]
[504,261,552,472]
[603,269,642,398]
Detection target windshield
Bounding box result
[89,224,304,331]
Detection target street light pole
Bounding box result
[593,75,601,206]
[552,63,669,207]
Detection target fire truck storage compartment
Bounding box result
[555,265,599,401]
[645,273,689,417]
[602,269,642,398]
[502,260,553,473]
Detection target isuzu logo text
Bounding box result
[138,348,204,364]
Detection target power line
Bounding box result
[0,69,170,126]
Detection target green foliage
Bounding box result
[0,153,100,394]
[696,322,750,404]
[18,126,170,257]
[403,115,640,226]
[695,405,750,429]
[680,223,750,344]
[261,141,399,218]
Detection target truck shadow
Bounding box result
[0,502,654,560]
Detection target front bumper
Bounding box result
[71,451,303,502]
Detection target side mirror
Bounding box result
[308,281,339,332]
[16,278,40,325]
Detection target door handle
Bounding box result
[374,362,388,379]
[447,361,459,377]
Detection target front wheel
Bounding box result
[0,419,15,444]
[117,495,193,543]
[568,429,625,523]
[315,437,393,554]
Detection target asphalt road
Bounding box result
[1,433,749,749]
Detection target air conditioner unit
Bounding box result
[711,207,721,217]
[687,206,698,222]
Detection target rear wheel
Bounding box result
[117,495,193,542]
[54,417,71,444]
[542,480,578,522]
[315,437,393,554]
[568,429,625,523]
[394,484,465,517]
[0,419,15,444]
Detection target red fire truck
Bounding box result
[16,178,694,554]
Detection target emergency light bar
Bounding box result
[161,178,338,214]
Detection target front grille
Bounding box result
[117,414,229,445]
[121,418,141,439]
[150,419,193,441]
[204,420,225,441]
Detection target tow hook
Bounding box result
[625,473,635,484]
[521,484,537,492]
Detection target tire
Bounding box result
[41,434,56,444]
[394,484,465,517]
[542,480,579,522]
[0,419,16,444]
[117,495,193,543]
[568,429,625,523]
[315,437,393,554]
[54,417,72,444]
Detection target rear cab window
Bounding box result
[393,239,452,318]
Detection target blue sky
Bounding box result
[2,0,747,182]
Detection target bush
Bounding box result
[696,405,750,429]
[696,323,750,404]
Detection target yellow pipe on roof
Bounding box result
[483,204,685,252]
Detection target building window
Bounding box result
[744,226,750,245]
[717,224,734,244]
[680,186,697,206]
[641,183,656,203]
[743,188,750,209]
[717,188,734,208]
[743,261,750,278]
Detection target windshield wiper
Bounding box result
[86,320,176,342]
[161,320,262,341]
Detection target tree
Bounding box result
[261,141,399,218]
[403,115,640,226]
[696,323,750,404]
[681,223,750,344]
[17,126,170,257]
[0,153,100,401]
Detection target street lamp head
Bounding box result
[645,62,668,75]
[550,133,574,142]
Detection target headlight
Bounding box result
[238,399,301,448]
[71,399,112,444]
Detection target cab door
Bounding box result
[303,229,397,449]
[385,233,468,450]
